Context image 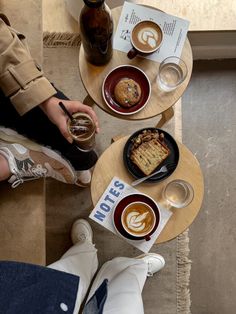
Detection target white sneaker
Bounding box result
[137,253,165,277]
[71,219,93,244]
[0,141,76,188]
[76,170,91,187]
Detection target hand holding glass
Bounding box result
[67,112,95,152]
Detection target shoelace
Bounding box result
[78,234,87,242]
[9,164,48,188]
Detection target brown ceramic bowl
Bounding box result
[102,65,151,115]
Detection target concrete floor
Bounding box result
[182,60,236,314]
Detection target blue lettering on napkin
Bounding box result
[94,180,125,222]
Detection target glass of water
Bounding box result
[156,56,188,92]
[162,179,194,208]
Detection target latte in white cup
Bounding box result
[128,20,163,59]
[121,201,156,238]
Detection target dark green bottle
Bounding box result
[80,0,113,65]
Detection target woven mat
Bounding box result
[43,38,191,314]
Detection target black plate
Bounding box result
[123,128,179,182]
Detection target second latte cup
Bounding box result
[127,20,163,59]
[121,201,157,241]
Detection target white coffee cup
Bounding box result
[121,201,156,240]
[127,20,163,59]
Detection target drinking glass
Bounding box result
[162,179,194,208]
[156,56,188,92]
[67,112,96,152]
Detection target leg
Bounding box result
[89,257,147,314]
[0,139,76,187]
[156,107,174,128]
[86,254,165,314]
[49,219,98,313]
[0,154,10,181]
[0,88,97,171]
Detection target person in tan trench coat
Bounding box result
[0,13,100,188]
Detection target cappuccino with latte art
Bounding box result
[128,20,163,59]
[132,21,162,52]
[121,201,156,237]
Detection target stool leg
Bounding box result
[83,95,95,107]
[156,107,174,128]
[111,134,125,143]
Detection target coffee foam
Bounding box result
[125,210,150,232]
[137,27,160,49]
[122,202,155,236]
[132,21,162,53]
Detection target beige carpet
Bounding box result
[0,0,46,265]
[43,44,191,314]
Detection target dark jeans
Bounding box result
[0,88,97,170]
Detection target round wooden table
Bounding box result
[91,136,204,243]
[79,5,193,125]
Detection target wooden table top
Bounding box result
[91,136,204,243]
[79,5,193,121]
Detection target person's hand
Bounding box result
[40,96,100,143]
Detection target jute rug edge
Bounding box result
[43,31,81,47]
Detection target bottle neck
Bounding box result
[83,0,105,8]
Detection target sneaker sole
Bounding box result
[136,253,165,266]
[41,146,76,182]
[75,181,90,188]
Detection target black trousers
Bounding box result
[0,88,97,171]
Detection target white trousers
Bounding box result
[49,241,148,314]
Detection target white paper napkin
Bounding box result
[89,176,172,253]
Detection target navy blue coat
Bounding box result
[0,261,108,314]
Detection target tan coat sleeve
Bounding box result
[0,17,57,115]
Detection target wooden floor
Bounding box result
[43,0,236,33]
